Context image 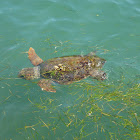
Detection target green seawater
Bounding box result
[0,0,140,139]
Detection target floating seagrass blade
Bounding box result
[38,79,56,92]
[28,47,43,66]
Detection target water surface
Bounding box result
[0,0,140,139]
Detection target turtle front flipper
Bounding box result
[28,47,43,66]
[89,69,106,81]
[38,79,56,92]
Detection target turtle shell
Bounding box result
[39,55,105,84]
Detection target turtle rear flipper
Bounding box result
[90,69,106,80]
[28,47,43,66]
[38,79,56,92]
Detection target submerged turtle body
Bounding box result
[18,48,106,92]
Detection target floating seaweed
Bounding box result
[16,78,140,140]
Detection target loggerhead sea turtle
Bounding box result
[18,48,106,92]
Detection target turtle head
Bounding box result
[93,70,106,81]
[90,70,106,81]
[18,66,40,80]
